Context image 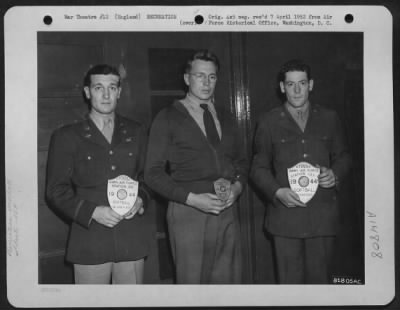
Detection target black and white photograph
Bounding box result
[4,5,395,308]
[36,30,364,286]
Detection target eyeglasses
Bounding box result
[189,72,218,83]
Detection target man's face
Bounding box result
[184,59,217,102]
[84,74,121,115]
[280,70,313,109]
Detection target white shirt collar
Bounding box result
[186,93,213,108]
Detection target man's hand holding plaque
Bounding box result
[214,178,243,209]
[214,178,231,202]
[107,175,141,219]
[277,162,321,208]
[92,206,123,228]
[124,196,144,219]
[186,192,226,215]
[317,165,336,188]
[275,188,306,208]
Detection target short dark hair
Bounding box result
[184,50,220,73]
[83,64,121,87]
[278,59,312,82]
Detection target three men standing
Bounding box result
[47,55,350,285]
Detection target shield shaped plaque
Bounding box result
[214,178,231,201]
[287,162,320,204]
[107,175,138,216]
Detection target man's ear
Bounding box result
[309,79,314,91]
[83,86,91,100]
[117,87,122,99]
[279,81,285,93]
[184,73,190,86]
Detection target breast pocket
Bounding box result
[74,152,107,186]
[117,137,141,176]
[272,136,298,163]
[310,135,333,165]
[316,135,333,153]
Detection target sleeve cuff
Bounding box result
[74,200,98,229]
[267,184,281,201]
[172,187,190,204]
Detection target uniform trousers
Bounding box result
[74,259,144,284]
[273,236,335,284]
[167,201,241,284]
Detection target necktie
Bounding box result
[295,110,308,132]
[102,119,113,143]
[200,104,220,149]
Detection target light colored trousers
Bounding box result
[74,259,144,284]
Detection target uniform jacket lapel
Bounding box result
[79,115,129,148]
[79,116,110,148]
[280,106,302,135]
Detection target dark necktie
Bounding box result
[200,103,220,149]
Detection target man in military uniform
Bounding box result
[46,64,152,284]
[251,59,351,284]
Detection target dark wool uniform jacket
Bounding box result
[46,114,152,264]
[144,100,248,203]
[251,104,351,238]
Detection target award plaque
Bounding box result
[287,162,320,204]
[214,178,231,201]
[107,175,139,216]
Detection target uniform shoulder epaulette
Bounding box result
[268,105,283,114]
